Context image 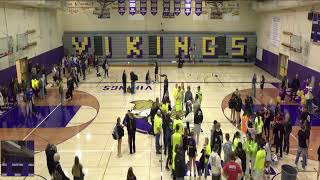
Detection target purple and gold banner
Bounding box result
[151,0,158,16]
[174,0,181,16]
[231,37,247,57]
[127,36,142,58]
[118,0,125,16]
[129,0,136,16]
[195,0,202,16]
[163,0,170,16]
[175,36,190,58]
[202,37,216,58]
[140,0,147,16]
[185,0,192,16]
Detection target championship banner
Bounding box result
[129,0,136,16]
[118,0,125,15]
[195,0,202,16]
[163,0,170,16]
[140,0,147,16]
[151,0,158,16]
[174,0,181,16]
[185,0,192,16]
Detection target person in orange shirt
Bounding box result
[241,114,248,140]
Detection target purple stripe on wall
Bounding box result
[255,49,279,77]
[0,46,64,88]
[256,49,320,95]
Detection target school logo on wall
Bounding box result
[72,37,91,54]
[103,85,152,91]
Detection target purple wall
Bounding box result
[0,46,64,87]
[256,49,320,95]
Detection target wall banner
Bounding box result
[140,0,147,16]
[185,0,192,16]
[195,0,202,16]
[174,0,181,16]
[118,0,125,15]
[129,0,136,16]
[151,0,158,16]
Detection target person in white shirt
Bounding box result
[209,144,222,180]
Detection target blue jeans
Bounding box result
[131,82,135,94]
[26,100,32,117]
[306,99,312,112]
[155,133,160,152]
[295,147,307,169]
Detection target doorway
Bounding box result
[278,53,289,79]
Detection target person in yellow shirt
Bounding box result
[203,137,211,179]
[172,125,183,156]
[161,100,169,114]
[255,113,264,137]
[173,114,183,134]
[175,86,182,112]
[254,144,266,180]
[154,110,163,154]
[232,131,241,151]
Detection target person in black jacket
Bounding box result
[130,71,138,94]
[163,112,172,155]
[116,117,124,157]
[53,153,70,180]
[174,144,185,179]
[274,119,284,158]
[161,74,169,101]
[122,70,127,93]
[194,107,203,145]
[283,112,292,155]
[229,93,236,122]
[125,111,136,154]
[235,94,242,128]
[291,74,300,101]
[155,61,159,82]
[45,143,57,176]
[213,122,223,156]
[235,142,246,175]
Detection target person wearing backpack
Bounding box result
[114,117,124,157]
[72,156,84,180]
[53,153,70,180]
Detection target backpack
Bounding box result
[52,164,62,180]
[112,126,118,140]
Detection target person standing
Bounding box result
[209,144,222,180]
[115,117,124,157]
[229,93,236,122]
[291,74,300,101]
[223,133,232,164]
[203,137,211,179]
[235,94,242,128]
[187,131,197,177]
[71,156,84,180]
[174,145,185,180]
[45,144,57,176]
[213,122,223,156]
[173,114,183,134]
[66,77,74,101]
[274,119,284,158]
[125,112,136,154]
[260,75,265,96]
[235,142,246,177]
[58,79,64,104]
[194,106,203,145]
[174,86,183,112]
[25,88,33,117]
[295,124,309,170]
[281,76,288,101]
[223,152,243,180]
[184,86,193,110]
[154,110,163,154]
[196,86,203,105]
[103,55,109,78]
[253,144,266,180]
[181,83,185,111]
[283,112,292,155]
[53,153,70,180]
[162,75,169,101]
[81,60,86,80]
[252,74,257,98]
[122,70,127,93]
[154,61,159,82]
[130,71,138,94]
[127,167,137,180]
[165,115,173,170]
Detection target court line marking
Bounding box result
[23,103,61,141]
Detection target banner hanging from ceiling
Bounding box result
[129,0,136,15]
[151,0,158,16]
[174,0,181,16]
[185,0,192,16]
[118,0,125,15]
[140,0,147,16]
[163,0,170,16]
[195,0,202,16]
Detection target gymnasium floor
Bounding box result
[2,66,319,180]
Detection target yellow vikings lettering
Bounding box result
[202,37,215,57]
[232,37,247,56]
[105,37,111,56]
[72,37,90,54]
[156,36,161,57]
[127,36,142,57]
[175,36,189,57]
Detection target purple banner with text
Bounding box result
[151,0,157,16]
[195,0,202,16]
[185,0,192,16]
[129,0,136,16]
[163,0,170,16]
[140,0,147,16]
[118,0,125,15]
[174,0,181,16]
